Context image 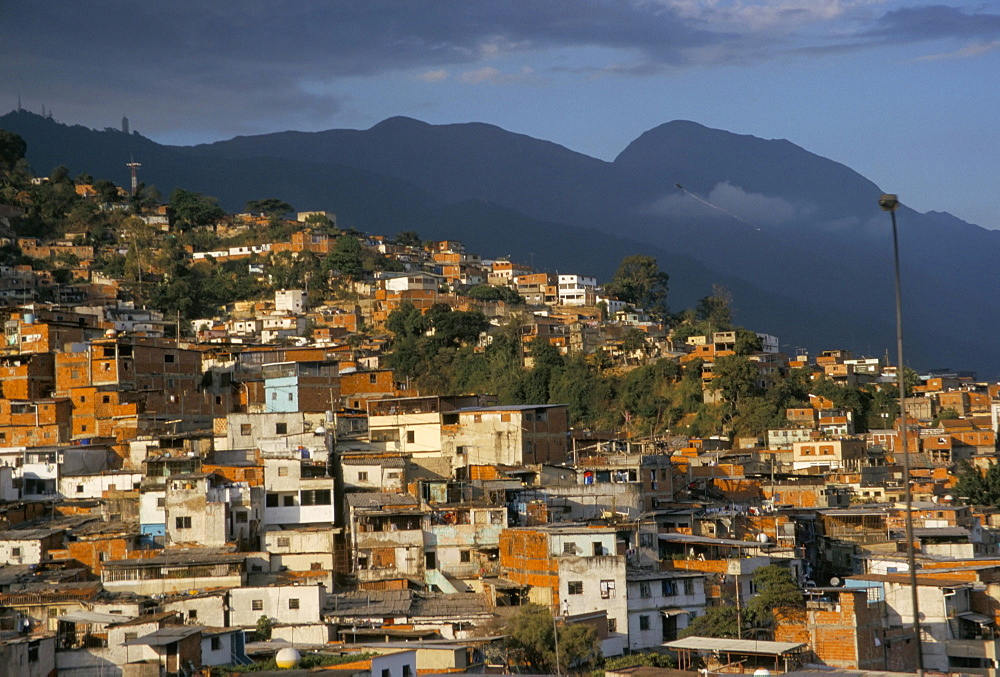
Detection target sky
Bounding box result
[2,1,998,228]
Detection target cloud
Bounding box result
[3,1,999,142]
[417,69,450,82]
[459,66,541,85]
[916,40,1000,61]
[642,182,803,228]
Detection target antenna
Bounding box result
[126,158,141,195]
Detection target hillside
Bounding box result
[3,110,998,376]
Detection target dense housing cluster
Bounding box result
[2,167,1000,675]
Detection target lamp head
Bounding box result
[879,194,900,212]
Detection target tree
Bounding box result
[504,604,601,674]
[169,188,225,230]
[604,255,669,317]
[0,130,26,171]
[395,230,421,247]
[711,355,762,405]
[955,461,1000,507]
[734,328,762,355]
[696,286,734,328]
[745,565,805,638]
[680,602,745,639]
[466,284,523,305]
[325,235,365,280]
[245,198,293,218]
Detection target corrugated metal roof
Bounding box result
[663,636,806,655]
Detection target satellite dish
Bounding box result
[830,577,841,587]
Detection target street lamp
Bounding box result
[880,194,923,676]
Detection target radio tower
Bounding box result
[126,158,141,195]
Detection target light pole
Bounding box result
[879,193,923,676]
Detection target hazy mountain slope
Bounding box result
[4,110,999,375]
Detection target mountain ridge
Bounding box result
[2,110,997,376]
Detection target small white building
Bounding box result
[228,584,325,627]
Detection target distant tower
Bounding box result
[16,93,22,112]
[122,113,129,135]
[126,158,141,195]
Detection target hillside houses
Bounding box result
[6,191,1000,674]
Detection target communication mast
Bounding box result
[126,158,141,195]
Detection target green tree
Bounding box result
[955,461,1000,506]
[395,230,421,247]
[734,328,762,355]
[245,198,294,218]
[387,301,432,340]
[169,188,225,230]
[711,355,761,406]
[325,235,365,280]
[466,284,523,305]
[504,604,601,674]
[680,602,745,639]
[745,565,805,639]
[0,130,27,171]
[604,254,669,317]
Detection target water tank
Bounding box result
[23,313,34,325]
[757,532,769,544]
[275,647,301,669]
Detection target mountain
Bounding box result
[3,110,998,376]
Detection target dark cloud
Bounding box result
[868,5,1000,43]
[2,1,998,140]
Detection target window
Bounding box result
[211,636,222,651]
[563,542,577,555]
[278,537,290,548]
[301,489,332,505]
[81,424,87,432]
[382,670,391,677]
[406,430,415,444]
[460,550,471,563]
[387,472,400,479]
[243,469,255,480]
[251,599,263,611]
[235,511,248,523]
[266,494,279,507]
[684,579,695,596]
[276,422,287,435]
[288,598,300,609]
[640,533,654,548]
[102,395,111,404]
[27,641,38,662]
[76,484,84,493]
[278,466,289,476]
[358,471,369,481]
[124,632,138,642]
[568,581,583,595]
[662,580,677,597]
[403,665,413,677]
[164,354,175,363]
[370,373,378,384]
[283,495,295,506]
[11,548,21,558]
[288,393,293,402]
[639,615,650,631]
[608,618,617,633]
[240,424,251,436]
[188,610,198,620]
[175,516,192,529]
[601,580,616,599]
[639,582,651,598]
[501,413,511,422]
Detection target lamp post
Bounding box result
[879,194,923,676]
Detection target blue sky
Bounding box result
[2,1,998,228]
